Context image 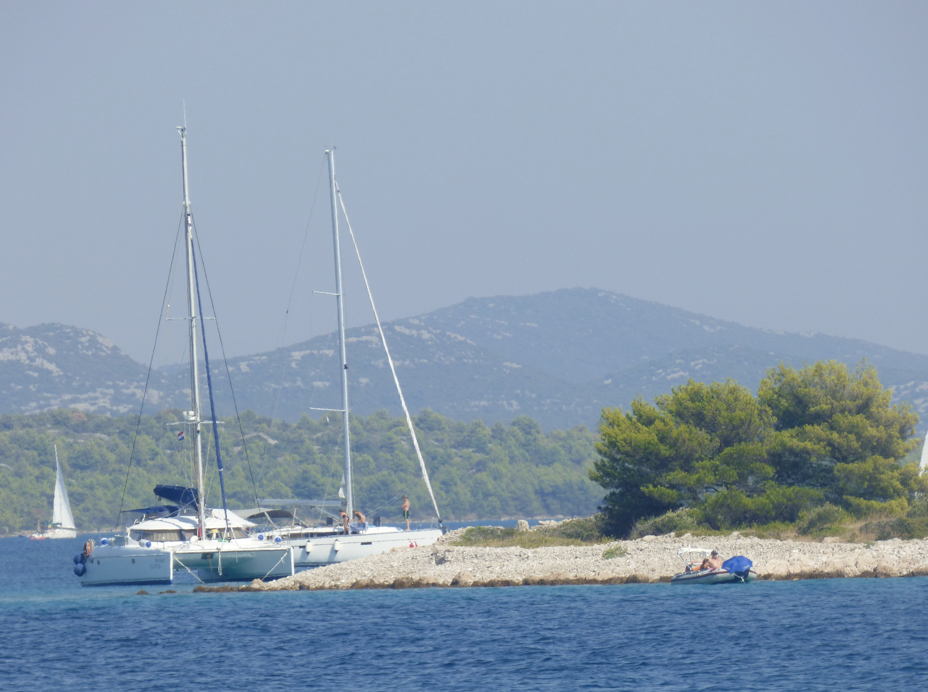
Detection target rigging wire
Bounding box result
[191,219,261,508]
[258,153,327,467]
[158,231,182,485]
[159,225,203,493]
[336,184,443,525]
[192,243,232,537]
[115,210,185,524]
[363,492,404,520]
[167,338,195,489]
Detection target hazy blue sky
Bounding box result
[1,2,926,364]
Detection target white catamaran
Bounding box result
[31,446,77,540]
[257,148,444,565]
[74,126,295,586]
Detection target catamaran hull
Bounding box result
[181,547,295,582]
[79,542,295,586]
[670,568,758,585]
[292,529,443,566]
[78,545,175,587]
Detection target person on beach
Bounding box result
[401,495,410,531]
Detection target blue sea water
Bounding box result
[2,534,927,691]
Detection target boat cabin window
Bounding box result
[205,527,250,540]
[130,529,192,542]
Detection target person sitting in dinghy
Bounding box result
[687,550,723,572]
[698,551,723,571]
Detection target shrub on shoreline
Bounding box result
[451,517,612,548]
[592,361,928,538]
[623,498,928,542]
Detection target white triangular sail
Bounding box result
[920,438,928,476]
[52,446,75,530]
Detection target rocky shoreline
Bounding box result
[192,529,928,593]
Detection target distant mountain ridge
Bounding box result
[0,323,153,414]
[4,289,928,432]
[408,290,928,384]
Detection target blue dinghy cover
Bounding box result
[722,556,752,574]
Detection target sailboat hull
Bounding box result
[293,528,443,566]
[180,545,296,582]
[31,527,78,539]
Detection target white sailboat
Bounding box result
[30,446,77,539]
[260,149,444,565]
[74,126,294,586]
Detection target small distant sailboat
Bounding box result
[920,438,928,476]
[31,446,77,539]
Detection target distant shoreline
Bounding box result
[191,531,928,593]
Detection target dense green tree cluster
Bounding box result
[0,408,601,533]
[591,361,927,536]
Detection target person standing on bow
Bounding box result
[401,495,411,531]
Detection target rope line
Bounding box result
[116,211,185,525]
[261,548,292,581]
[336,185,443,525]
[173,552,205,584]
[363,492,404,519]
[191,221,262,509]
[192,244,232,539]
[259,154,327,475]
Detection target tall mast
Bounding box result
[179,126,208,539]
[326,149,353,519]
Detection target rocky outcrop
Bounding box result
[191,533,928,593]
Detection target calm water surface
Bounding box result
[2,535,926,690]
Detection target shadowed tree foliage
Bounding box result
[591,361,927,536]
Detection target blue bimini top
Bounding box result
[722,556,753,574]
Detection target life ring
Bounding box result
[82,539,94,559]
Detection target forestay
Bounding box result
[336,184,443,525]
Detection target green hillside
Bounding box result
[0,408,602,534]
